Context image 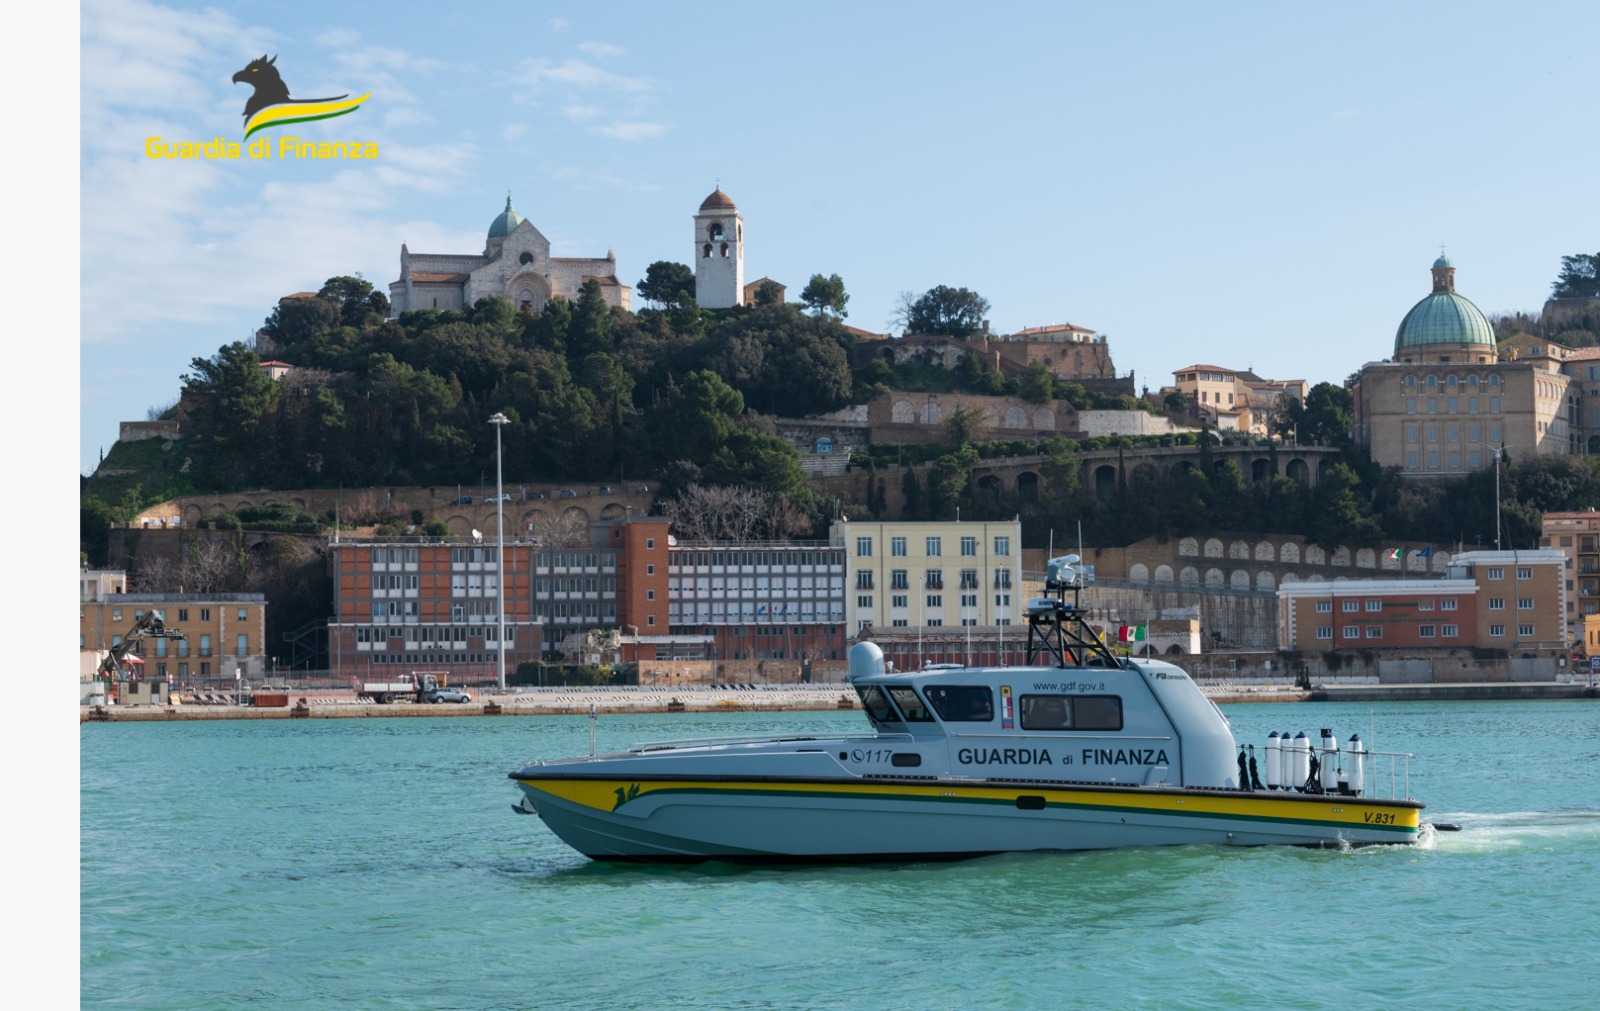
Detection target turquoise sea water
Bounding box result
[82,701,1600,1009]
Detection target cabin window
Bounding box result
[922,685,994,722]
[855,685,899,723]
[885,686,934,722]
[1019,694,1123,731]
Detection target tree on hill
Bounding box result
[1552,253,1600,299]
[637,261,696,308]
[800,273,849,320]
[182,341,278,486]
[907,285,990,337]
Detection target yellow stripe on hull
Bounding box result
[513,776,1421,836]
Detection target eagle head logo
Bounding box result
[230,54,369,140]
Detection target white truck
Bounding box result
[354,672,443,704]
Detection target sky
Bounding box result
[77,0,1599,479]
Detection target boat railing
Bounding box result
[1307,744,1414,801]
[630,732,914,754]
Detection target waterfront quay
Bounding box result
[79,679,1598,722]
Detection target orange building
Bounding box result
[1277,550,1566,653]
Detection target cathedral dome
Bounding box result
[699,188,737,211]
[1394,256,1495,356]
[488,196,524,239]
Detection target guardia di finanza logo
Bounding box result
[144,53,375,161]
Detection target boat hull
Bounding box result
[511,773,1424,862]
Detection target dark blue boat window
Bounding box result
[885,686,934,722]
[1019,694,1123,731]
[1073,695,1123,731]
[856,685,899,723]
[1019,695,1070,730]
[922,685,994,722]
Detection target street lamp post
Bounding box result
[1477,443,1503,549]
[489,412,509,693]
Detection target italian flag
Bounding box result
[1119,624,1147,642]
[1386,548,1403,560]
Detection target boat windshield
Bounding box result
[884,686,934,722]
[922,685,995,722]
[856,685,899,723]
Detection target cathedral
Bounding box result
[387,187,758,317]
[387,196,632,316]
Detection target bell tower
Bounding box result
[694,187,743,308]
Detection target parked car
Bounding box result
[596,485,612,494]
[559,488,576,498]
[634,483,650,493]
[448,495,473,505]
[425,687,473,704]
[486,493,511,503]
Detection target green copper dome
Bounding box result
[1394,257,1495,354]
[1433,254,1452,269]
[488,195,523,239]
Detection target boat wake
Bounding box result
[1422,811,1600,852]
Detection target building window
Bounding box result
[856,537,872,557]
[1366,626,1382,638]
[1489,624,1505,637]
[892,595,907,608]
[1418,598,1434,611]
[1315,601,1332,612]
[1518,597,1534,610]
[1342,600,1359,612]
[1316,627,1332,640]
[1419,626,1436,638]
[1487,568,1504,580]
[925,570,944,589]
[200,608,210,621]
[646,564,655,575]
[927,595,942,608]
[1343,627,1359,638]
[1366,599,1382,611]
[891,537,906,557]
[856,571,874,590]
[1517,567,1533,580]
[961,536,977,556]
[1442,624,1459,637]
[646,589,655,601]
[647,615,656,627]
[1518,624,1535,637]
[1442,599,1458,611]
[857,595,873,609]
[237,608,247,621]
[236,634,248,654]
[926,537,942,556]
[1488,598,1505,610]
[994,536,1011,556]
[891,569,908,590]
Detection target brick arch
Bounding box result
[1178,537,1199,557]
[1129,563,1150,583]
[1355,548,1376,569]
[1205,567,1224,588]
[892,400,916,423]
[1255,540,1275,561]
[1230,569,1250,589]
[1204,538,1224,558]
[1154,564,1174,583]
[1280,542,1300,564]
[1180,566,1200,586]
[1228,539,1250,560]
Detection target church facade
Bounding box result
[387,196,631,316]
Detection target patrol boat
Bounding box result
[508,556,1427,862]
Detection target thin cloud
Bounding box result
[578,41,626,59]
[511,57,655,96]
[593,121,667,141]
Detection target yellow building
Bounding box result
[829,520,1022,634]
[79,582,269,686]
[1170,365,1306,437]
